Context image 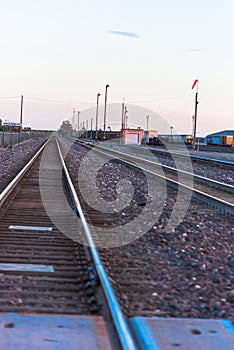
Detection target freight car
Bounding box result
[206,135,233,147]
[148,134,193,146]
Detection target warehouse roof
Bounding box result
[206,130,234,137]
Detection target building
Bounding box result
[2,121,21,132]
[122,128,144,145]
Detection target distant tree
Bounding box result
[0,118,2,130]
[23,126,32,131]
[58,120,73,136]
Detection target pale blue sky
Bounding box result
[0,0,233,135]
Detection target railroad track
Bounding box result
[73,140,234,216]
[0,137,137,350]
[187,144,234,154]
[148,145,234,170]
[76,140,234,168]
[0,136,233,349]
[59,137,234,348]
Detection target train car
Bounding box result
[205,130,234,147]
[151,134,193,146]
[181,134,193,145]
[84,130,122,141]
[144,130,158,144]
[220,135,233,146]
[147,136,164,146]
[206,136,220,146]
[206,135,233,146]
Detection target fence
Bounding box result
[0,132,45,147]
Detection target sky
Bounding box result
[0,0,233,136]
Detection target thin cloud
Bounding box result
[108,31,139,38]
[184,49,205,52]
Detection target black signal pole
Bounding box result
[19,95,23,143]
[72,108,76,133]
[95,93,100,141]
[20,95,23,130]
[77,111,80,134]
[103,84,109,141]
[121,98,125,143]
[146,115,149,131]
[192,92,199,150]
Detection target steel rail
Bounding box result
[77,139,234,168]
[72,137,234,167]
[147,146,234,168]
[74,140,234,215]
[120,147,233,193]
[56,139,137,350]
[0,138,50,207]
[77,141,234,196]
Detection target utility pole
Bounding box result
[95,93,100,141]
[124,106,128,129]
[77,111,80,135]
[103,84,109,141]
[191,79,199,150]
[146,115,149,131]
[192,92,199,150]
[20,95,23,130]
[72,108,75,132]
[19,95,23,143]
[90,117,93,140]
[121,99,125,144]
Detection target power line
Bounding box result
[25,97,95,105]
[126,93,192,104]
[0,93,192,105]
[163,101,193,117]
[0,96,19,99]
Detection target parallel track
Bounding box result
[73,140,234,216]
[148,145,234,169]
[62,138,234,325]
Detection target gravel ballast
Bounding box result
[0,137,48,193]
[60,138,234,324]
